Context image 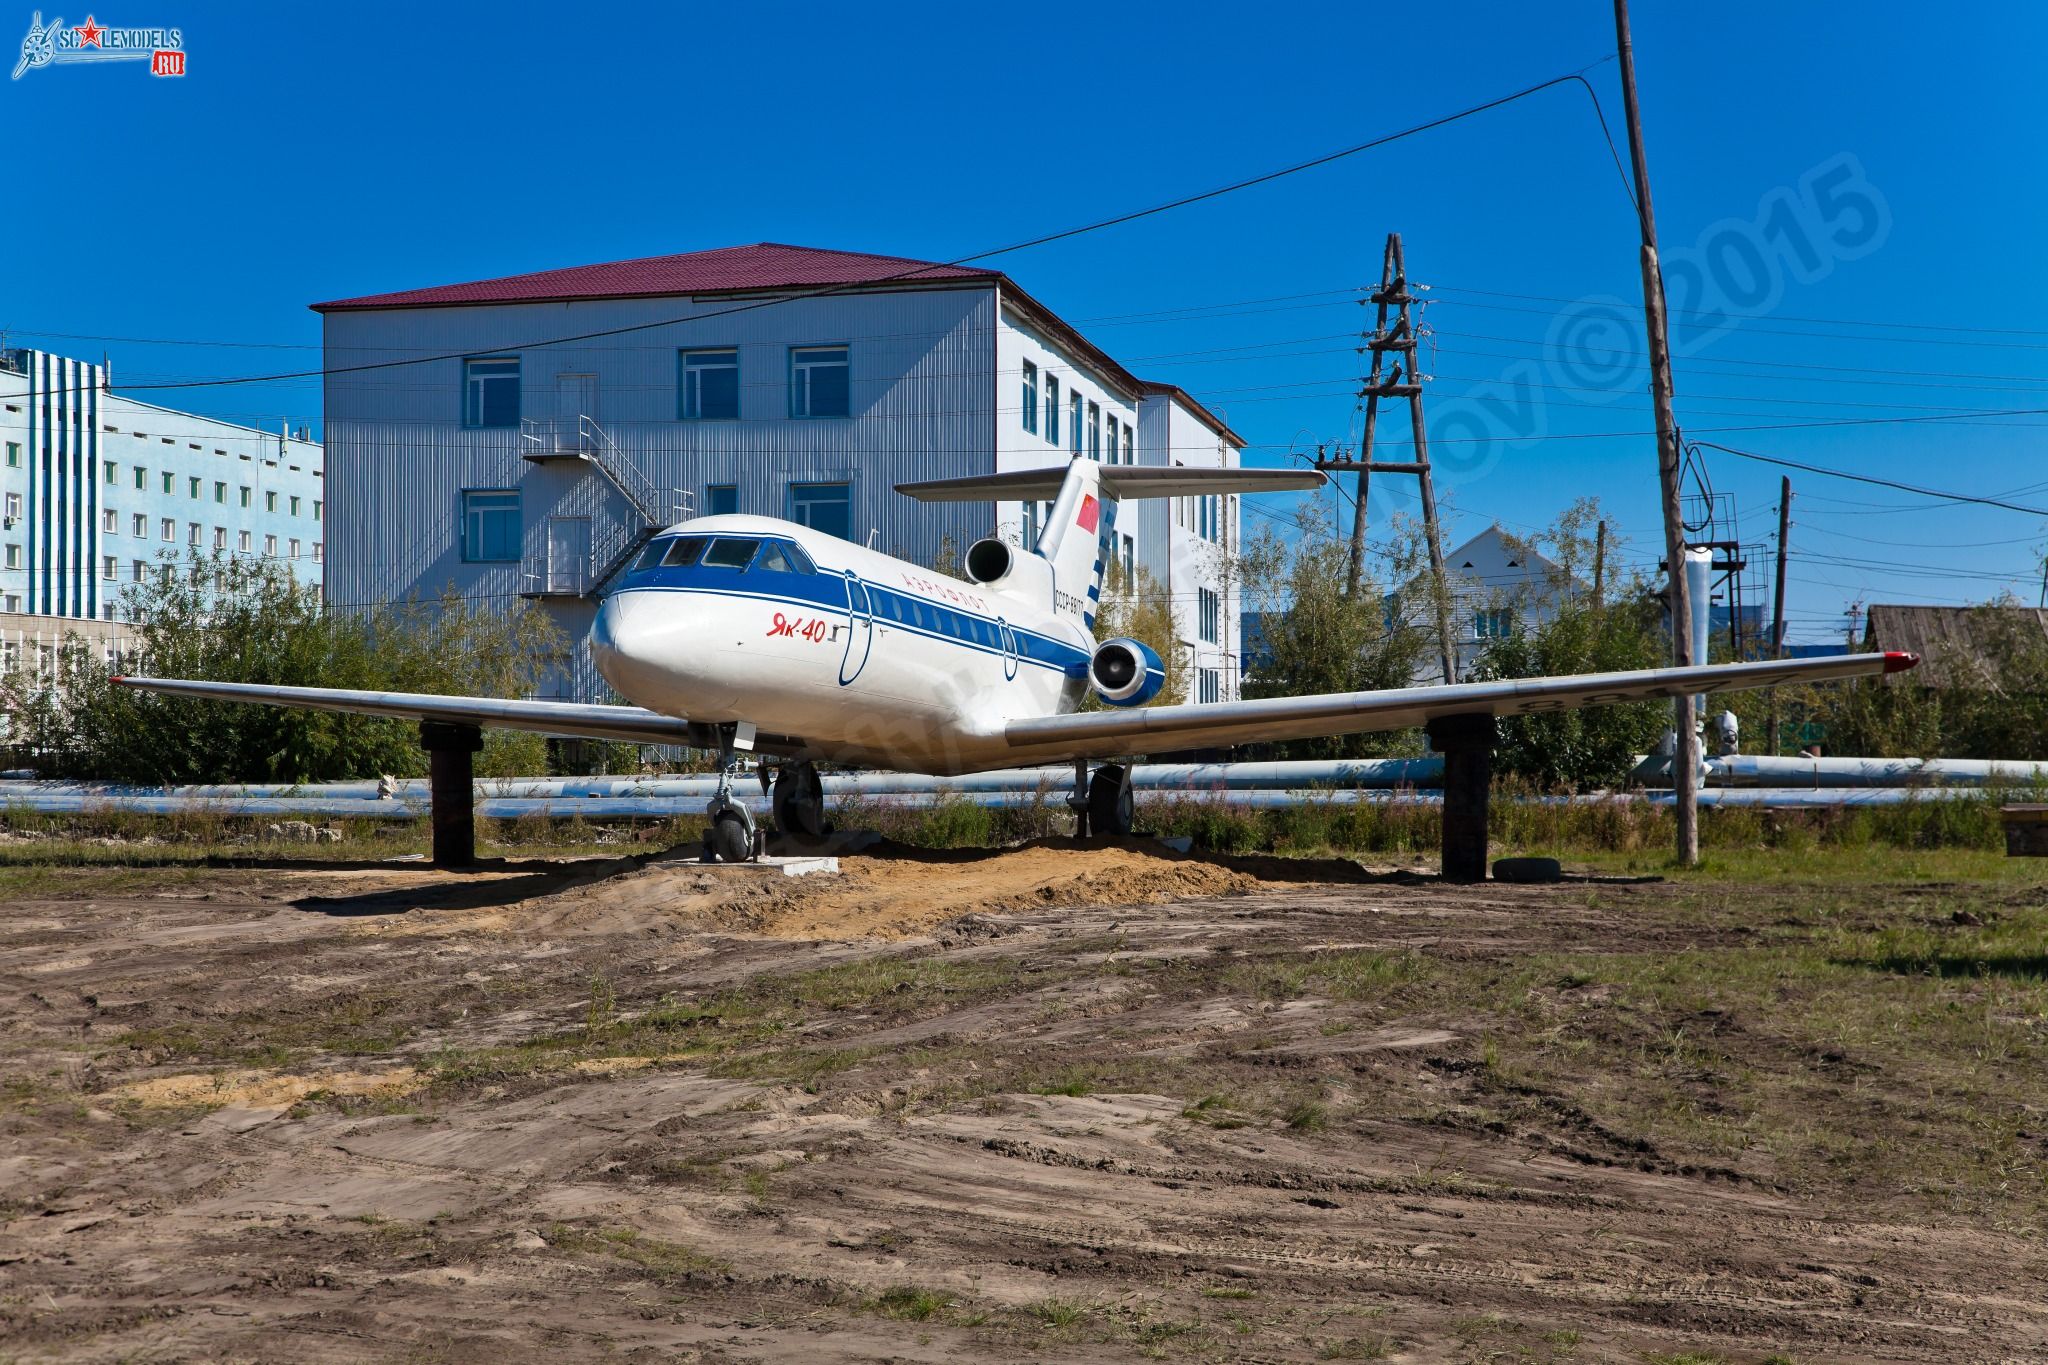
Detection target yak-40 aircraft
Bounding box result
[119,458,1916,862]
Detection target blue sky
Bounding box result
[8,0,2045,643]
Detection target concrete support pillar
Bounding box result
[1424,712,1496,884]
[419,721,483,868]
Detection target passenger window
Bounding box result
[660,536,709,567]
[703,537,759,569]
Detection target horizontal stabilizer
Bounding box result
[897,461,1322,504]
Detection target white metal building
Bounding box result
[314,243,1242,702]
[0,348,324,636]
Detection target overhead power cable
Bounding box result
[1692,440,2048,517]
[15,59,1622,403]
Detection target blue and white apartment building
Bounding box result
[0,348,324,675]
[315,243,1244,703]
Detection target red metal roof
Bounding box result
[310,242,999,312]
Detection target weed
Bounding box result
[1029,1296,1090,1327]
[1285,1099,1330,1133]
[872,1284,952,1321]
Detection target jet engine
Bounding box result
[1090,637,1165,707]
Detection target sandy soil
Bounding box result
[2,841,2044,1363]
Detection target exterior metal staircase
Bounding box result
[518,416,690,598]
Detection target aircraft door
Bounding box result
[839,572,874,686]
[998,617,1020,680]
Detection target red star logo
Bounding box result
[75,16,103,46]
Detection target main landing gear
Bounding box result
[771,760,828,842]
[1069,759,1134,839]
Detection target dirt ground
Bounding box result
[3,840,2046,1363]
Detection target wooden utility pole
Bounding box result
[1322,232,1459,686]
[1612,0,1698,865]
[1767,476,1792,754]
[1771,478,1792,659]
[1592,520,1608,608]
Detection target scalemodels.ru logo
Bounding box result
[12,12,184,79]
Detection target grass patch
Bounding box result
[1029,1296,1092,1326]
[871,1284,952,1321]
[545,1223,726,1282]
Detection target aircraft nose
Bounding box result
[588,591,666,703]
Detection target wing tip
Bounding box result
[1882,651,1920,674]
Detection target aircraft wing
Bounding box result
[1003,653,1918,762]
[112,676,705,747]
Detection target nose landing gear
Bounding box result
[701,741,760,864]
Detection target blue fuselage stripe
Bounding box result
[618,565,1090,678]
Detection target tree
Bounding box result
[0,553,565,783]
[1473,595,1669,789]
[1470,504,1668,789]
[1236,503,1425,758]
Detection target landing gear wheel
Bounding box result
[772,763,828,840]
[1087,764,1135,838]
[707,810,752,864]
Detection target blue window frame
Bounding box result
[1088,402,1101,459]
[463,357,521,429]
[789,481,852,540]
[1069,392,1082,454]
[1045,376,1060,445]
[789,345,850,418]
[461,489,520,561]
[1021,360,1038,435]
[706,484,738,516]
[680,348,739,420]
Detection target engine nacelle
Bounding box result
[1091,637,1165,708]
[963,535,1055,604]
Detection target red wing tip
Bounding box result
[1882,651,1920,673]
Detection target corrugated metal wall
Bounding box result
[322,287,1000,697]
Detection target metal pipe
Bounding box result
[1634,755,2048,790]
[0,785,2009,821]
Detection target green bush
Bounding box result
[0,553,565,784]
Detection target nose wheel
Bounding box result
[772,761,829,841]
[700,740,760,864]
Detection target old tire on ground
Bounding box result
[1492,856,1563,884]
[772,765,827,840]
[708,811,752,864]
[1087,764,1135,837]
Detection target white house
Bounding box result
[314,243,1242,702]
[1391,524,1579,684]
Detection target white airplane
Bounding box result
[118,457,1916,862]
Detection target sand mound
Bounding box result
[682,842,1268,940]
[117,1067,419,1110]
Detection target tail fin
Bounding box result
[895,460,1324,628]
[1037,458,1114,628]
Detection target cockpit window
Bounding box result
[702,537,760,569]
[631,538,671,574]
[660,536,709,568]
[755,540,818,575]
